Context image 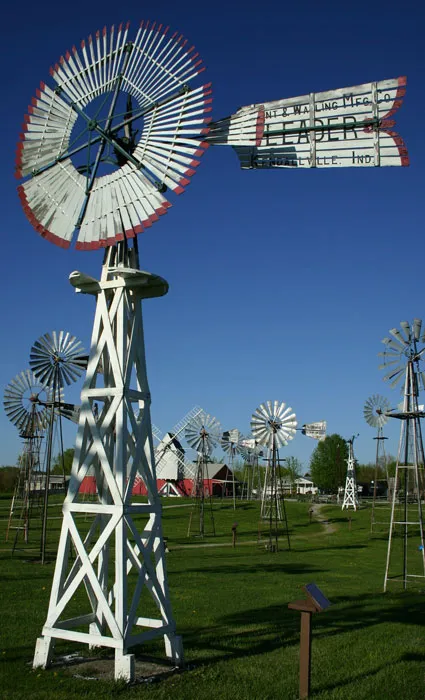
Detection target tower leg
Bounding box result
[164,633,184,665]
[115,650,135,682]
[33,636,54,669]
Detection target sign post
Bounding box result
[288,584,331,699]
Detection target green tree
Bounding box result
[0,466,20,492]
[52,448,75,475]
[310,434,348,493]
[282,456,303,484]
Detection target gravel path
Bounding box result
[310,503,337,534]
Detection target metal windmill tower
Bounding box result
[251,401,297,551]
[185,411,221,536]
[342,436,359,510]
[3,370,50,548]
[15,18,409,681]
[379,319,425,591]
[364,394,391,531]
[239,438,264,501]
[30,331,87,563]
[221,428,244,509]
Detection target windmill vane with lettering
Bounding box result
[15,19,408,682]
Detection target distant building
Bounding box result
[295,476,318,495]
[30,474,69,492]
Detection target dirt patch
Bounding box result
[53,653,178,683]
[310,503,337,534]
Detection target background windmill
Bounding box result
[185,410,221,537]
[239,438,264,501]
[153,406,203,497]
[221,428,244,509]
[341,435,359,511]
[379,319,425,591]
[364,394,391,531]
[251,401,297,552]
[30,331,87,563]
[3,370,50,549]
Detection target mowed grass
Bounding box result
[0,494,424,699]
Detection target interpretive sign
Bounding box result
[207,77,408,169]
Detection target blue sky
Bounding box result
[1,0,424,470]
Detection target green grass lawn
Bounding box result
[0,495,424,699]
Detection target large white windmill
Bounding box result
[251,401,297,552]
[379,319,425,591]
[15,17,409,682]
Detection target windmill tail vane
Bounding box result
[206,76,408,170]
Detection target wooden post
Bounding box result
[232,522,238,548]
[288,584,331,699]
[299,611,312,699]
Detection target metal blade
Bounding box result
[413,318,422,341]
[400,321,411,343]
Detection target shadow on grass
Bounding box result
[296,544,368,552]
[181,590,425,672]
[181,562,328,576]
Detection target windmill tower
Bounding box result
[342,436,359,510]
[221,428,244,509]
[3,370,50,548]
[30,331,87,563]
[239,438,263,500]
[251,401,297,551]
[239,438,264,500]
[364,394,391,531]
[185,411,221,536]
[378,319,425,591]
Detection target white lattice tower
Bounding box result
[384,360,425,590]
[342,438,359,510]
[33,243,183,681]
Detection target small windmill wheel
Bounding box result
[221,428,244,456]
[3,370,53,435]
[185,411,221,456]
[364,394,391,428]
[379,319,425,391]
[251,400,297,449]
[30,331,87,388]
